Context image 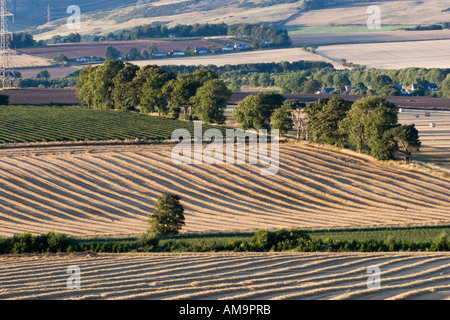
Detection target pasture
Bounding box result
[1,252,449,299]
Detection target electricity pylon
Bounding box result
[0,0,14,89]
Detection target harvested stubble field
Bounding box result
[287,0,450,28]
[130,48,345,69]
[316,39,450,69]
[0,142,449,238]
[399,109,450,170]
[289,30,450,47]
[0,252,449,300]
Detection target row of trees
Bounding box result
[76,61,231,124]
[306,97,421,162]
[107,23,291,48]
[219,66,450,97]
[233,93,420,162]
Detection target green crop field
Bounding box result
[0,105,224,144]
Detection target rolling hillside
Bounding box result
[26,0,449,40]
[0,142,449,237]
[1,252,449,300]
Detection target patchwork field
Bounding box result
[16,40,222,60]
[1,252,449,300]
[0,142,449,238]
[316,39,450,69]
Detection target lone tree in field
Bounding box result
[148,194,185,237]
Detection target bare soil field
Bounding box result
[0,252,448,300]
[290,30,450,47]
[18,67,80,79]
[16,40,222,60]
[316,39,450,69]
[0,88,81,105]
[0,142,449,237]
[130,48,345,69]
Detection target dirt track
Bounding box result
[0,142,449,237]
[1,252,448,300]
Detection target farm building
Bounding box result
[153,52,168,58]
[222,45,234,52]
[195,47,209,55]
[170,50,185,56]
[234,43,251,50]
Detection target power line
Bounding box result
[0,0,14,88]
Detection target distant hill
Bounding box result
[8,0,138,31]
[10,0,448,39]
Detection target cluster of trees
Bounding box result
[47,33,82,44]
[306,97,421,162]
[11,32,41,48]
[232,93,421,162]
[162,61,333,76]
[18,70,79,89]
[219,65,450,97]
[90,23,291,48]
[128,23,228,39]
[227,24,291,48]
[405,23,450,31]
[76,61,231,123]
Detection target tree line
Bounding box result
[76,61,231,124]
[232,92,421,162]
[220,66,450,97]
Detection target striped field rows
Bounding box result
[0,252,449,300]
[0,142,449,237]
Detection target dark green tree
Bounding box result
[36,70,50,79]
[113,64,140,111]
[233,92,285,130]
[105,45,121,60]
[191,79,232,124]
[148,194,185,237]
[306,97,352,147]
[340,96,398,157]
[382,124,421,163]
[271,105,293,135]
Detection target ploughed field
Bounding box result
[1,252,449,300]
[0,142,449,237]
